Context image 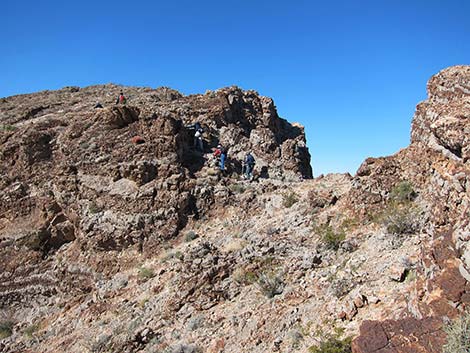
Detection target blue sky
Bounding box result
[2,0,469,175]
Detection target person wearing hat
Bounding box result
[213,144,227,171]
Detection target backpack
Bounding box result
[119,95,126,103]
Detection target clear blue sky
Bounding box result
[2,0,469,175]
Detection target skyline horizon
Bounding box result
[3,0,469,175]
[1,72,432,177]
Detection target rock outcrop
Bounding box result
[348,66,470,353]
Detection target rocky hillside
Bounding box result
[0,66,469,353]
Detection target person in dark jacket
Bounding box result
[244,152,255,179]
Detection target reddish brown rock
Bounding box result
[350,65,470,353]
[352,317,445,353]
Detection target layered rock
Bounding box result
[0,84,314,352]
[349,66,470,353]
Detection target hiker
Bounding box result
[213,144,227,171]
[194,128,204,151]
[94,102,103,109]
[220,145,227,171]
[244,152,255,179]
[116,92,126,105]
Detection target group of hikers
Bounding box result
[94,91,127,109]
[187,122,256,180]
[214,144,256,180]
[98,92,257,180]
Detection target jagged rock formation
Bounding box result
[0,84,311,257]
[348,66,470,353]
[0,67,469,353]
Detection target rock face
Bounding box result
[0,84,312,257]
[412,66,470,162]
[0,67,469,353]
[347,66,470,353]
[0,84,315,352]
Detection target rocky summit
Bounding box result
[0,66,469,353]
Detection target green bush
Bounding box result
[232,267,257,285]
[0,320,14,339]
[380,203,421,236]
[185,231,198,242]
[443,312,470,353]
[256,272,284,298]
[24,323,40,339]
[138,267,155,281]
[308,335,352,353]
[389,181,416,203]
[317,225,345,251]
[88,202,102,214]
[283,192,299,208]
[329,278,352,298]
[229,184,246,194]
[0,124,16,132]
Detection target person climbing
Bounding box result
[116,92,126,105]
[194,128,204,151]
[94,102,103,109]
[213,144,227,171]
[220,145,227,172]
[244,152,255,180]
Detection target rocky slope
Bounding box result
[0,66,469,353]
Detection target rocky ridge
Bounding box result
[0,66,469,353]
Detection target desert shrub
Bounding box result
[170,344,202,353]
[223,239,247,252]
[229,184,246,194]
[162,250,184,262]
[340,217,360,232]
[380,203,422,236]
[329,278,353,298]
[184,231,198,242]
[443,312,470,353]
[138,297,150,308]
[174,251,184,260]
[232,267,257,285]
[0,320,14,339]
[266,227,280,236]
[389,181,416,203]
[283,191,299,208]
[316,224,345,251]
[289,328,304,349]
[24,323,40,339]
[256,272,284,298]
[138,267,155,281]
[187,314,205,331]
[308,335,352,353]
[88,202,102,214]
[0,125,16,132]
[89,333,112,352]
